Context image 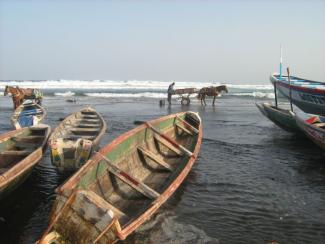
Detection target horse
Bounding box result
[4,85,43,109]
[197,85,228,106]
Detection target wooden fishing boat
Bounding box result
[270,73,325,116]
[39,111,202,243]
[0,124,51,200]
[49,107,107,171]
[11,100,46,129]
[295,113,325,150]
[256,102,301,133]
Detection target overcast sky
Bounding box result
[0,0,324,83]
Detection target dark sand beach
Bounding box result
[0,95,325,244]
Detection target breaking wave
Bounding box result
[0,80,274,100]
[54,91,76,97]
[231,92,275,99]
[0,80,272,91]
[84,92,167,98]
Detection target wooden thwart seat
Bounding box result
[175,123,194,135]
[70,128,100,132]
[12,135,44,141]
[0,150,32,156]
[75,119,100,123]
[77,123,101,128]
[62,135,96,140]
[175,116,199,134]
[153,135,183,156]
[14,141,39,149]
[138,146,173,171]
[81,115,98,119]
[146,122,193,157]
[96,153,160,200]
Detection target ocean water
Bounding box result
[0,82,325,244]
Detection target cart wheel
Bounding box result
[181,97,190,106]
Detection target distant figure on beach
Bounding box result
[167,82,175,105]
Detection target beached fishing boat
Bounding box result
[270,73,325,116]
[256,102,301,133]
[11,100,46,129]
[49,107,107,171]
[39,111,202,243]
[295,113,325,150]
[0,124,50,200]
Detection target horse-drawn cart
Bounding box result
[173,88,198,105]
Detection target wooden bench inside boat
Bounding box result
[98,153,161,200]
[153,134,183,156]
[13,135,44,140]
[175,123,194,135]
[137,146,173,172]
[0,150,33,156]
[13,141,40,149]
[62,135,96,140]
[80,114,98,119]
[76,123,101,128]
[75,119,100,123]
[69,128,100,132]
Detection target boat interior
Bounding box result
[53,109,103,142]
[0,127,48,174]
[54,112,201,241]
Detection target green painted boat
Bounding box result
[0,124,51,200]
[256,102,301,133]
[39,111,202,244]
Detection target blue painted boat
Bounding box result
[11,100,46,129]
[270,73,325,116]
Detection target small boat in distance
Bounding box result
[270,73,325,116]
[0,124,51,200]
[256,102,301,134]
[11,100,46,129]
[39,112,202,244]
[295,112,325,150]
[49,107,107,171]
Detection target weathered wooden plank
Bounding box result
[12,135,44,141]
[97,153,160,200]
[147,123,193,157]
[70,128,100,132]
[0,150,33,156]
[175,123,193,136]
[176,116,199,134]
[138,146,173,171]
[153,134,183,156]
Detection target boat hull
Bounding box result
[39,112,202,243]
[0,125,50,200]
[256,102,301,133]
[296,115,325,150]
[270,74,325,116]
[49,107,107,171]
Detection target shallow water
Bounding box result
[0,95,325,244]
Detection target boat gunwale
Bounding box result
[270,73,325,95]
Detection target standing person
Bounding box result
[167,82,175,105]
